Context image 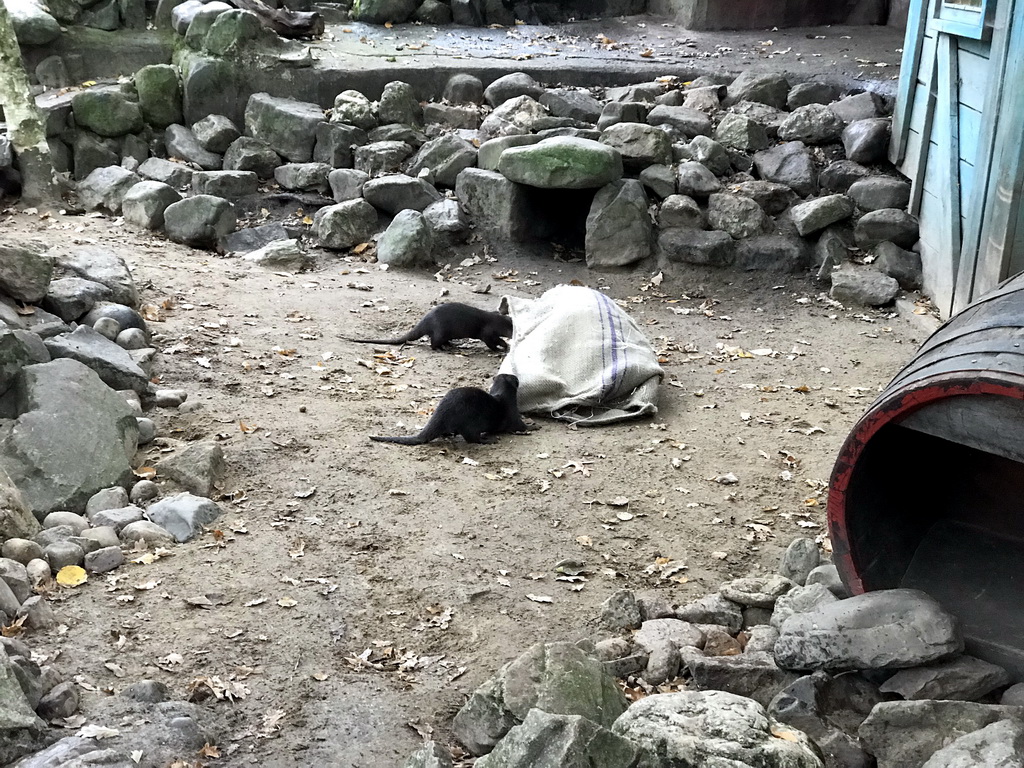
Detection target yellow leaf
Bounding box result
[384,20,393,27]
[771,727,801,742]
[199,743,221,758]
[640,49,654,58]
[301,216,313,225]
[134,466,156,479]
[352,242,370,254]
[82,80,97,87]
[57,565,88,587]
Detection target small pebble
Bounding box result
[18,595,57,630]
[42,511,89,535]
[152,389,188,408]
[117,328,148,350]
[1,539,44,565]
[130,479,160,504]
[178,400,204,414]
[93,317,121,341]
[136,416,156,445]
[81,526,120,549]
[25,559,52,589]
[84,546,125,574]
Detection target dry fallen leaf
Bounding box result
[278,597,298,608]
[57,566,88,587]
[526,594,553,603]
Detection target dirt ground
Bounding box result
[3,205,936,766]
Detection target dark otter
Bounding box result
[349,303,513,351]
[370,374,530,445]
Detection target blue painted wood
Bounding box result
[953,0,1019,311]
[907,51,938,215]
[935,34,962,316]
[958,104,983,162]
[957,48,991,112]
[891,0,933,164]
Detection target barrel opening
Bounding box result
[842,394,1024,673]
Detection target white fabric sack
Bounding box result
[498,285,664,425]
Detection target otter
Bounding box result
[370,374,531,445]
[349,303,513,351]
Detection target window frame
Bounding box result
[933,0,994,40]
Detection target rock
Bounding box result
[923,719,1024,767]
[138,158,193,189]
[223,137,281,178]
[1,360,137,516]
[35,55,70,88]
[134,64,182,128]
[779,105,845,145]
[317,199,378,250]
[88,505,144,532]
[788,82,840,110]
[353,0,417,23]
[0,330,38,396]
[848,176,912,212]
[790,194,856,236]
[702,627,744,656]
[828,267,900,307]
[443,74,483,105]
[683,135,730,176]
[203,9,266,56]
[422,102,478,130]
[727,180,795,216]
[455,168,532,241]
[273,163,331,194]
[598,122,671,170]
[245,93,325,163]
[2,539,44,565]
[658,194,704,229]
[376,211,434,268]
[707,193,769,239]
[191,114,240,154]
[81,526,119,548]
[44,325,148,393]
[328,168,369,202]
[8,0,60,45]
[241,239,313,272]
[83,546,123,574]
[731,100,788,138]
[158,442,224,497]
[770,671,882,768]
[815,227,853,279]
[646,104,712,139]
[772,584,839,630]
[494,136,617,190]
[0,559,31,604]
[36,679,78,719]
[753,141,817,197]
[613,689,822,767]
[584,180,652,268]
[855,208,919,249]
[805,564,850,598]
[540,88,602,123]
[86,487,129,516]
[675,592,744,633]
[42,511,88,534]
[122,679,171,703]
[639,164,676,199]
[659,229,735,266]
[0,242,52,304]
[474,709,638,768]
[378,81,422,126]
[77,166,140,214]
[676,160,721,198]
[71,132,117,181]
[150,389,187,408]
[313,123,365,168]
[859,701,1024,768]
[1003,684,1024,706]
[422,199,468,245]
[191,170,258,199]
[479,95,547,141]
[164,124,222,170]
[218,223,291,256]
[145,493,221,543]
[402,740,453,768]
[747,625,781,654]
[484,72,542,107]
[9,653,43,709]
[634,618,703,652]
[0,576,20,617]
[452,675,518,756]
[600,589,641,630]
[735,231,811,270]
[163,195,237,248]
[873,243,924,291]
[122,181,181,230]
[725,72,791,110]
[34,525,74,549]
[597,101,648,132]
[119,520,175,547]
[781,538,822,586]
[363,174,442,215]
[880,655,1012,702]
[129,480,159,505]
[0,644,45,733]
[842,118,891,164]
[775,588,963,672]
[820,160,872,193]
[330,90,376,130]
[721,574,796,608]
[71,91,143,138]
[715,113,770,152]
[831,92,886,123]
[684,649,801,707]
[354,140,414,176]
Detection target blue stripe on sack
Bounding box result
[596,291,623,398]
[595,290,610,397]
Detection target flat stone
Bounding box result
[775,588,964,672]
[675,592,743,633]
[848,176,912,212]
[790,194,856,236]
[497,136,621,189]
[41,511,88,535]
[85,486,129,516]
[720,574,795,608]
[880,655,1012,702]
[84,545,124,574]
[81,526,119,548]
[56,247,138,309]
[363,174,442,215]
[831,92,886,123]
[599,122,672,169]
[71,90,143,138]
[138,158,193,189]
[599,589,641,630]
[244,92,325,163]
[165,124,222,170]
[613,689,822,767]
[191,170,258,199]
[119,520,175,546]
[724,72,791,110]
[683,649,802,708]
[771,583,840,630]
[44,540,84,569]
[484,72,542,107]
[647,104,712,139]
[44,325,148,393]
[540,87,602,123]
[2,539,44,565]
[830,268,900,307]
[145,492,222,542]
[922,719,1024,767]
[788,82,839,110]
[88,505,144,532]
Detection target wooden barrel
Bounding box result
[828,272,1024,675]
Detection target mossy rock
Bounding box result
[71,90,144,138]
[497,137,623,189]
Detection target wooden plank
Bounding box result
[904,129,925,182]
[891,0,934,164]
[961,158,976,217]
[958,104,983,163]
[957,48,991,112]
[906,52,939,214]
[919,188,948,298]
[935,34,962,317]
[953,0,1016,312]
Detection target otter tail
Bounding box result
[369,434,427,445]
[348,319,427,346]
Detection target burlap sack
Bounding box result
[498,285,664,425]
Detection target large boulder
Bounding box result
[0,359,138,517]
[647,104,712,138]
[134,64,183,128]
[77,167,140,214]
[475,709,638,768]
[55,246,138,308]
[0,242,52,304]
[453,642,627,756]
[708,193,770,239]
[753,142,817,197]
[7,0,60,45]
[585,179,652,268]
[405,134,477,188]
[479,95,547,140]
[43,325,149,392]
[122,181,182,230]
[724,72,791,109]
[376,210,434,268]
[163,195,237,248]
[455,168,532,241]
[71,90,144,138]
[498,136,622,189]
[165,124,222,170]
[775,589,963,671]
[353,0,417,23]
[316,199,378,250]
[362,174,442,215]
[922,719,1024,768]
[613,690,823,767]
[778,105,845,145]
[880,655,1011,702]
[223,137,281,178]
[599,122,672,169]
[244,93,325,162]
[855,208,919,249]
[378,80,422,125]
[842,118,891,164]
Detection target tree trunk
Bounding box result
[0,1,61,208]
[231,0,324,38]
